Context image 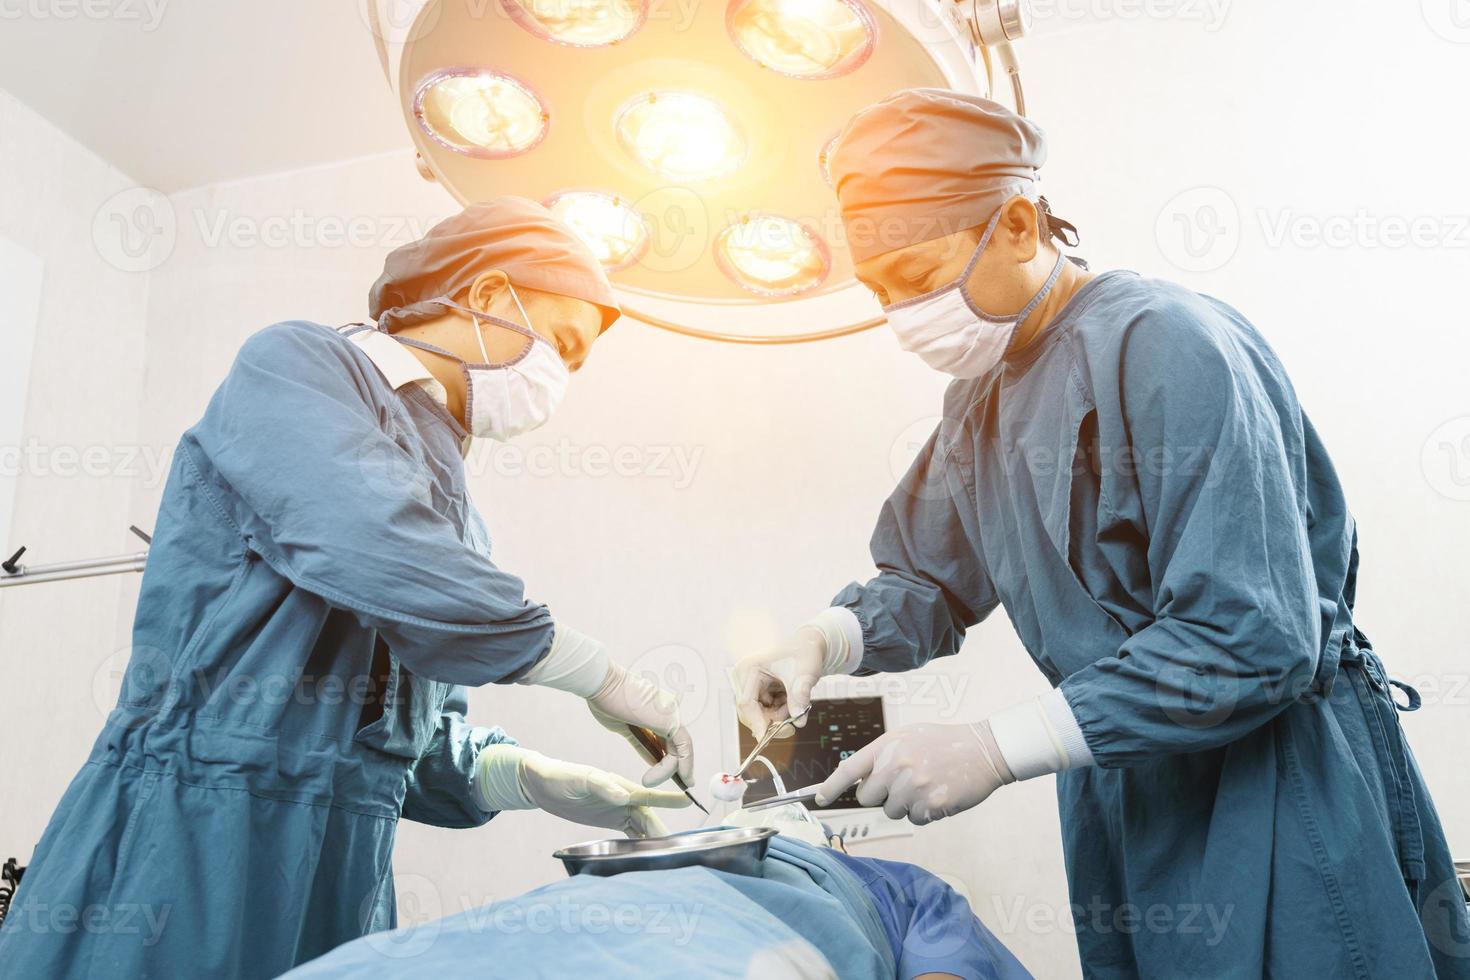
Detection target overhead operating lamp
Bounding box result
[367,0,1033,344]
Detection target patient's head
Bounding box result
[726,802,830,847]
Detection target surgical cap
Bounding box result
[369,196,621,333]
[829,88,1048,263]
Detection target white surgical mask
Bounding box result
[396,285,569,441]
[881,207,1067,380]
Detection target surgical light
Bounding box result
[372,0,1034,343]
[726,0,877,79]
[414,69,549,158]
[544,190,650,271]
[615,92,747,182]
[501,0,647,47]
[715,213,830,296]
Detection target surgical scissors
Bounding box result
[731,705,812,781]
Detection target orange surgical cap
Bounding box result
[369,196,621,333]
[829,88,1049,264]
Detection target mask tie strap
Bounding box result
[507,283,534,335]
[469,302,493,364]
[1012,248,1068,326]
[506,284,549,363]
[961,207,1007,282]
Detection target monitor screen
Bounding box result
[736,696,886,811]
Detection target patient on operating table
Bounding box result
[285,812,1032,980]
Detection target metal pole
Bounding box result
[0,552,148,589]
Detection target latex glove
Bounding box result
[734,608,859,739]
[814,721,1016,826]
[733,627,826,741]
[586,662,695,788]
[516,623,694,788]
[473,744,689,839]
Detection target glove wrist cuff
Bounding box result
[969,720,1016,785]
[517,621,611,698]
[472,744,537,812]
[803,607,864,676]
[986,689,1095,781]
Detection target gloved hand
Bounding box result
[814,722,1016,826]
[516,622,694,788]
[587,662,694,788]
[473,744,689,839]
[733,609,859,740]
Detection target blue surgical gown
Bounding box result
[833,272,1470,978]
[0,322,557,977]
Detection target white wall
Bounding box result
[0,233,43,544]
[3,3,1469,978]
[0,90,152,854]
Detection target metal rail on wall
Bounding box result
[0,527,153,914]
[0,526,151,590]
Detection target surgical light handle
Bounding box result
[991,42,1026,116]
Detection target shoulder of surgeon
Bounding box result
[229,320,388,403]
[932,275,1255,421]
[1066,273,1293,405]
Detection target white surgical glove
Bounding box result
[814,692,1095,826]
[733,608,863,740]
[473,744,689,839]
[814,722,1014,825]
[587,663,694,788]
[517,622,695,788]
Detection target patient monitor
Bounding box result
[735,695,910,844]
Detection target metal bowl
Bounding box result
[554,826,778,878]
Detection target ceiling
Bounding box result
[0,1,410,192]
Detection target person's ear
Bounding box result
[465,269,511,313]
[1003,197,1041,265]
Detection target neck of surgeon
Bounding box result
[1013,246,1092,356]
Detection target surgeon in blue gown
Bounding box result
[0,198,699,978]
[733,89,1470,978]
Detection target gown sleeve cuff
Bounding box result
[514,621,610,697]
[471,744,537,813]
[987,689,1096,781]
[804,607,865,675]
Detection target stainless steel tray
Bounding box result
[554,826,777,878]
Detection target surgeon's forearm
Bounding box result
[987,689,1095,780]
[513,621,610,696]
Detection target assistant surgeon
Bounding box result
[0,198,695,978]
[732,90,1469,977]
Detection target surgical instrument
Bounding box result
[731,705,811,781]
[625,724,708,815]
[741,783,825,813]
